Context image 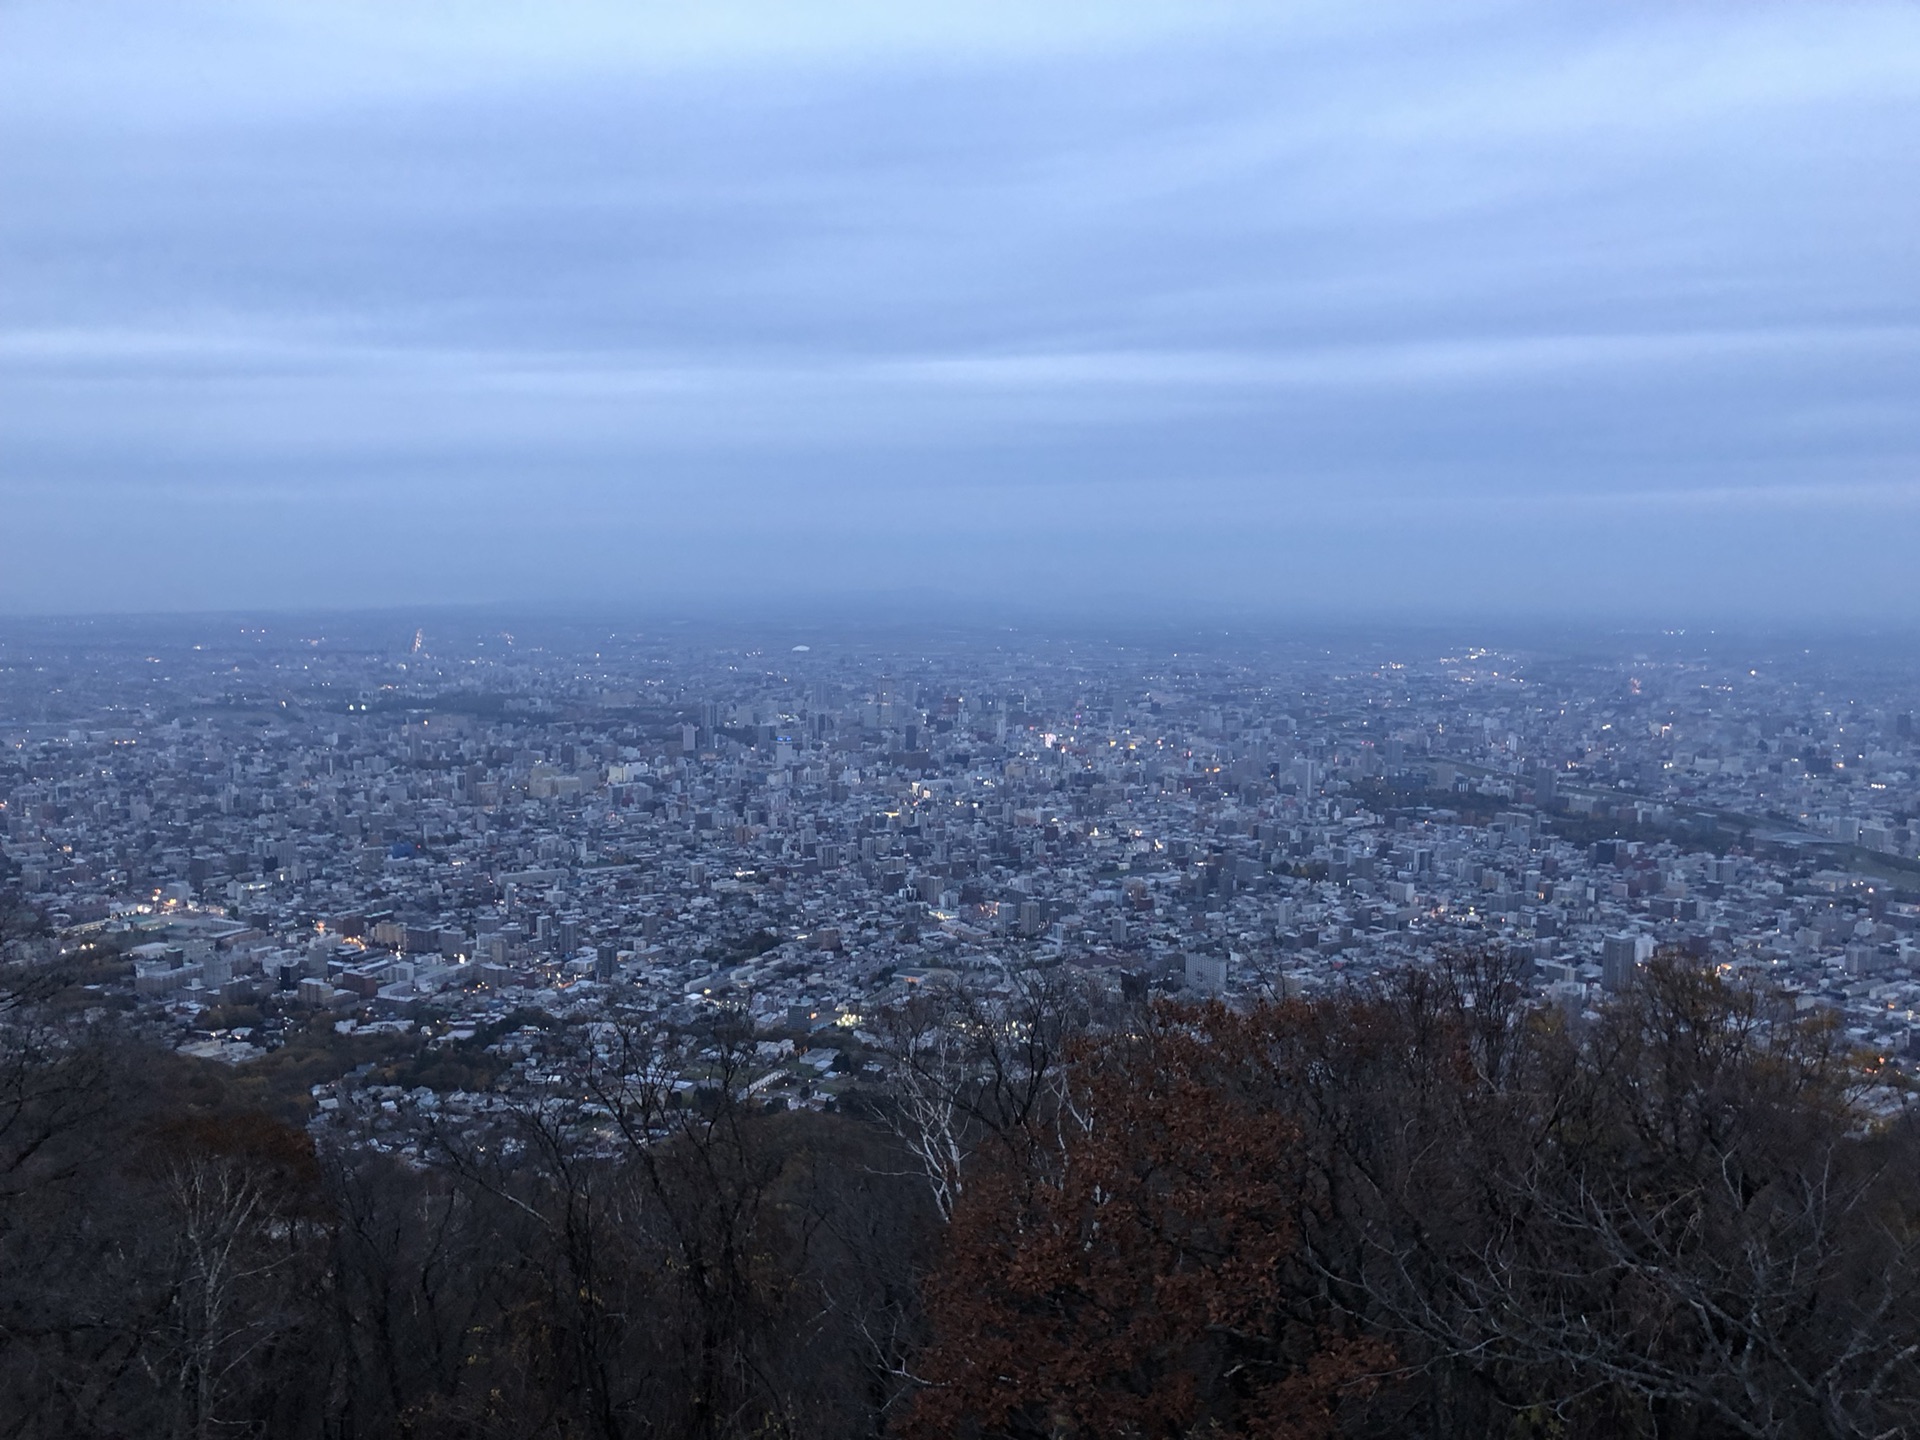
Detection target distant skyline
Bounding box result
[4,1,1919,621]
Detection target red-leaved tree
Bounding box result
[906,1001,1390,1439]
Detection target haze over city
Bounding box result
[5,0,1919,621]
[9,5,1920,1436]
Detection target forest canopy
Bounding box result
[1,943,1915,1439]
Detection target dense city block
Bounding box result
[4,615,1920,1437]
[4,618,1920,1121]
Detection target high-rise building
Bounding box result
[1184,952,1229,995]
[1601,932,1651,991]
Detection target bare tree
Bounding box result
[873,966,1102,1222]
[154,1155,307,1440]
[1291,948,1920,1439]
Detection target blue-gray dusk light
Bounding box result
[2,0,1917,621]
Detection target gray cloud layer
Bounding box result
[3,1,1918,620]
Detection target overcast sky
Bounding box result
[3,1,1918,622]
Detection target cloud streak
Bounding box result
[1,0,1918,619]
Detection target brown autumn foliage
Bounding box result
[902,952,1920,1440]
[907,1004,1392,1440]
[0,943,1915,1438]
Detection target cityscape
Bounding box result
[6,0,1920,1433]
[6,617,1918,1142]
